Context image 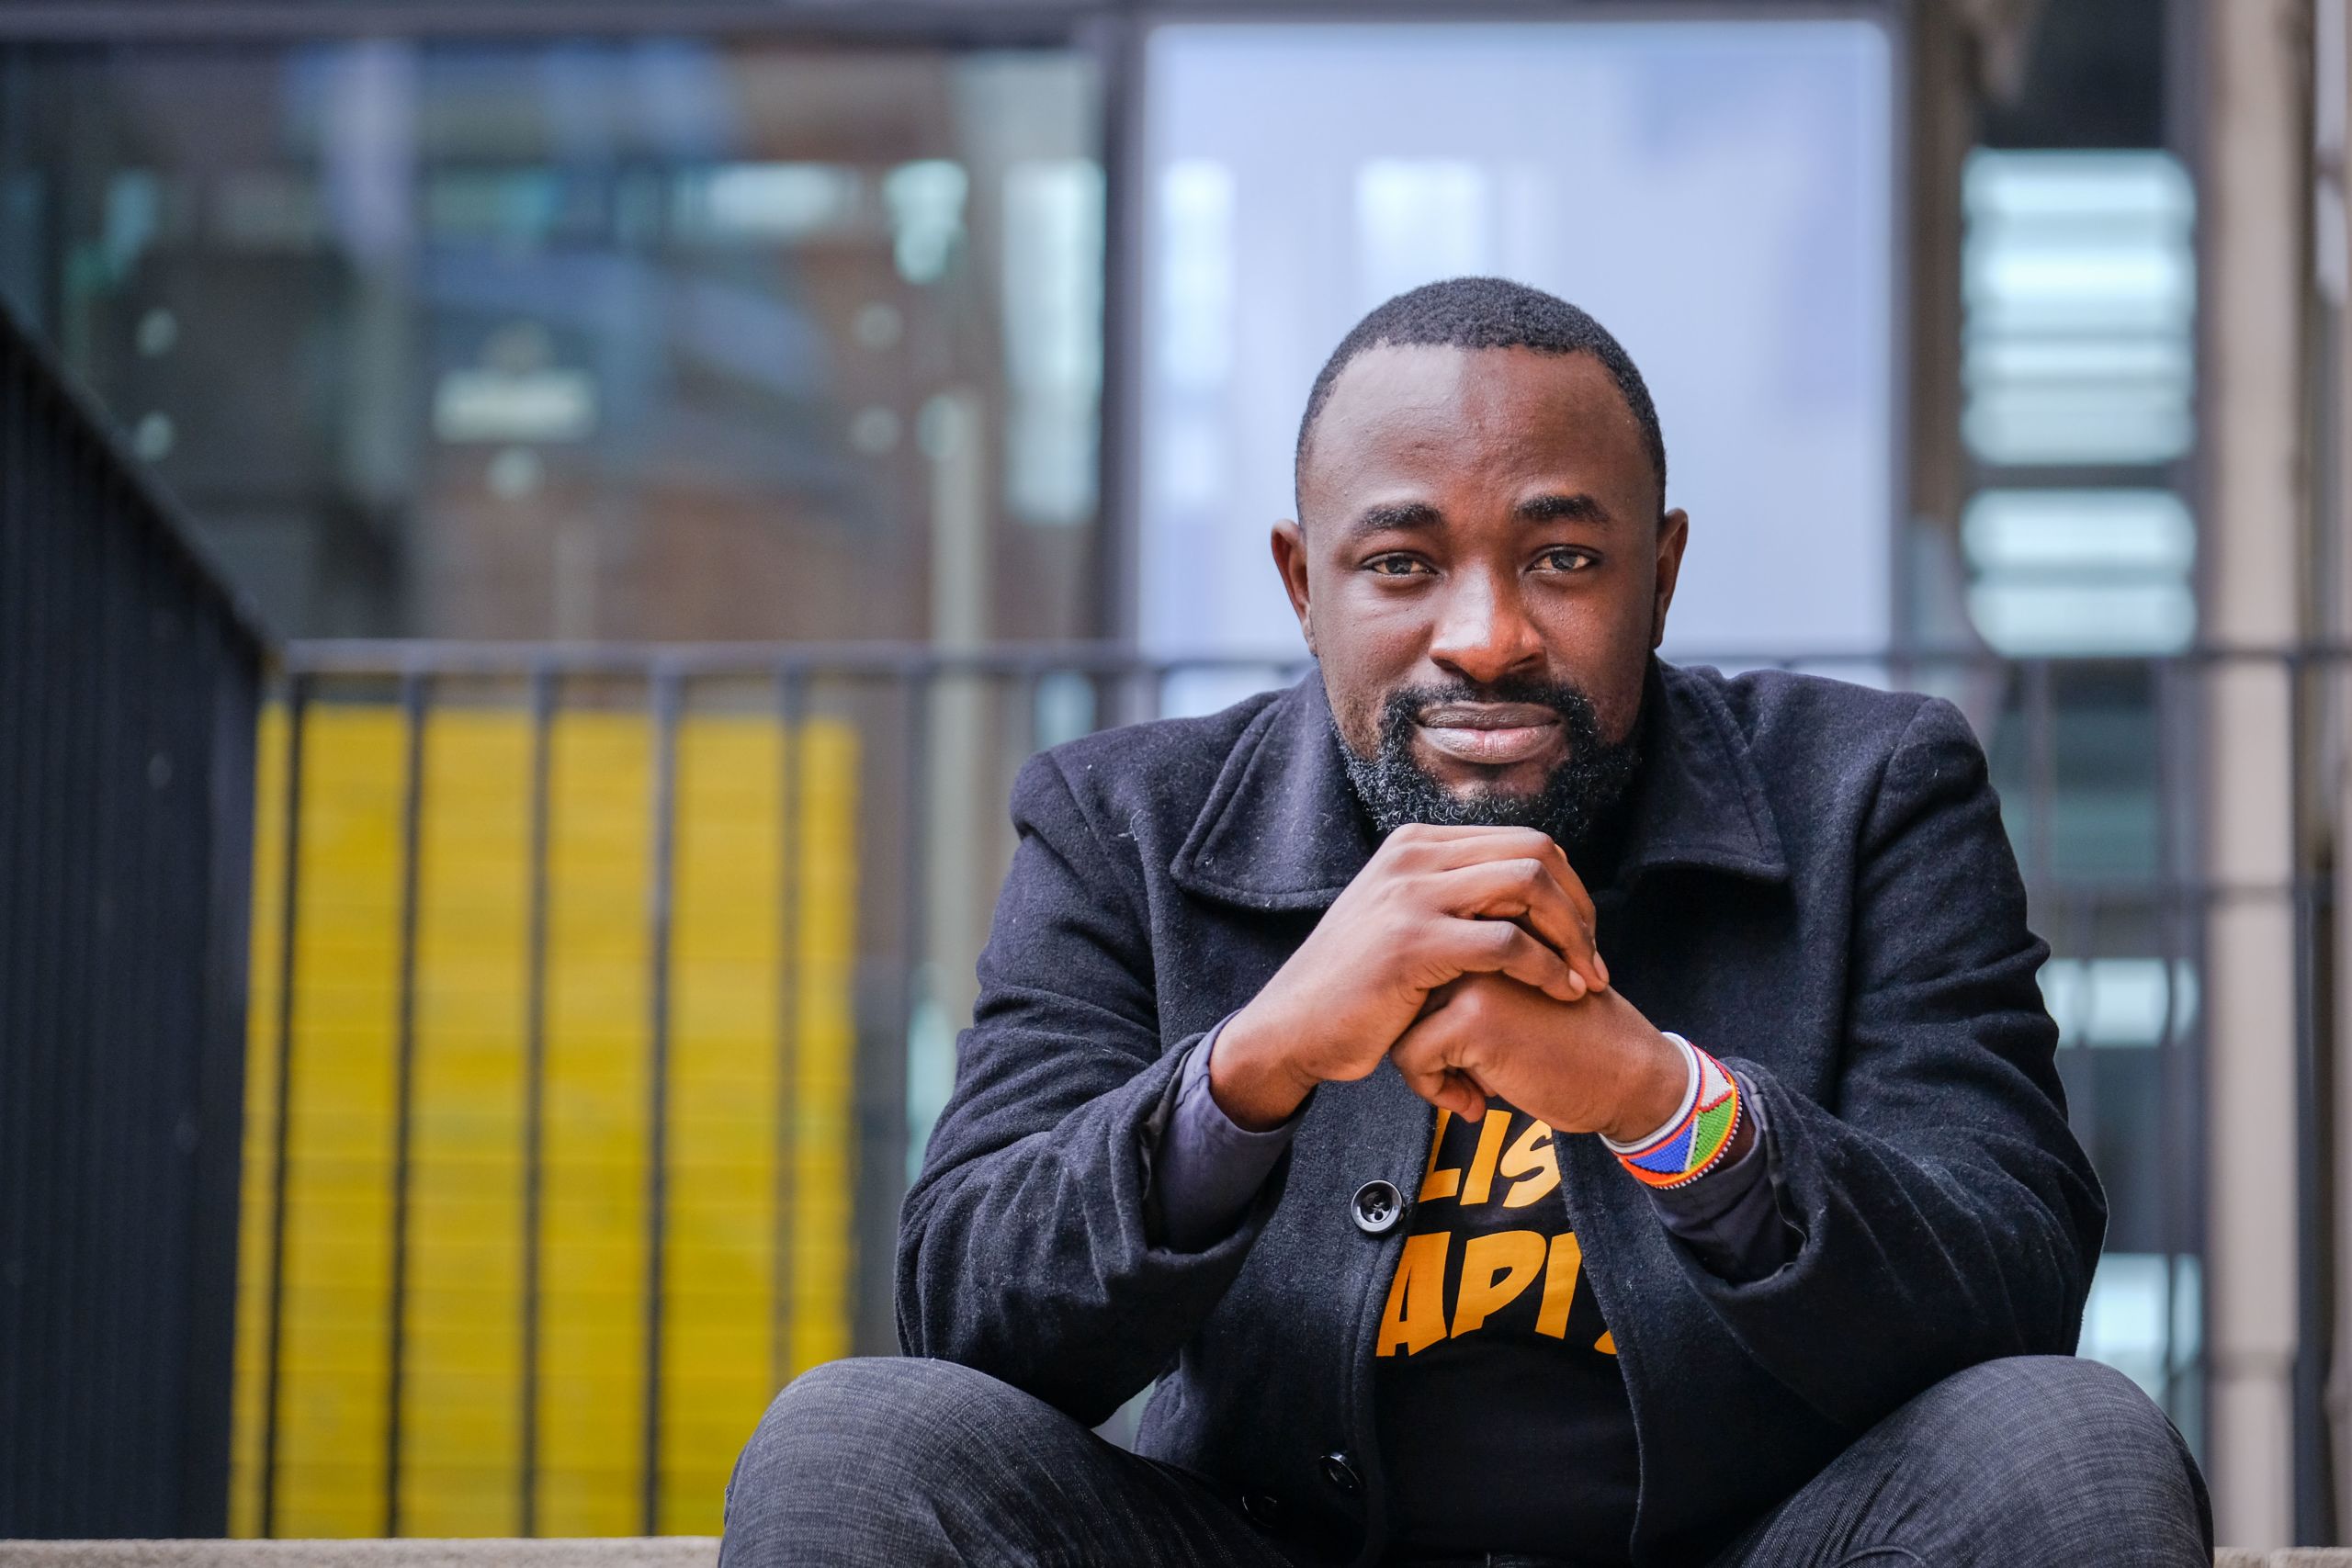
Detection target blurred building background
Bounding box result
[2,0,2349,1551]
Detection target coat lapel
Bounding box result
[1167,671,1378,911]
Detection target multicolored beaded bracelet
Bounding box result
[1603,1032,1742,1190]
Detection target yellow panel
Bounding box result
[273,704,407,1538]
[656,716,783,1535]
[533,709,652,1537]
[789,721,861,1378]
[399,707,533,1536]
[229,702,288,1538]
[231,697,863,1538]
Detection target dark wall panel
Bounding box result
[0,297,264,1537]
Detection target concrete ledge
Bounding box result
[0,1544,717,1568]
[7,1545,2349,1567]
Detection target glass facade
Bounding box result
[0,40,1106,643]
[1136,18,1898,683]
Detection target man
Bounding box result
[721,278,2211,1566]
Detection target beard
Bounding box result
[1333,673,1644,859]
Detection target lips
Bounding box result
[1412,703,1565,767]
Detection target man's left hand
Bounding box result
[1389,973,1689,1144]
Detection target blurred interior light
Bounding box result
[675,162,862,243]
[2079,1253,2199,1404]
[883,160,968,284]
[1962,488,2196,654]
[1001,158,1104,526]
[1964,489,2195,573]
[1962,150,2196,467]
[2039,956,2198,1048]
[1967,581,2195,655]
[432,367,596,444]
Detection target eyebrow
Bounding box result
[1515,491,1613,526]
[1343,491,1613,539]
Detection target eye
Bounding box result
[1535,547,1596,573]
[1365,553,1430,577]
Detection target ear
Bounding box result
[1272,519,1317,656]
[1649,509,1690,649]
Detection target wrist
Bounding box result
[1600,1029,1696,1145]
[1208,1006,1319,1132]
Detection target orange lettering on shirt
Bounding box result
[1375,1233,1453,1357]
[1451,1229,1547,1337]
[1594,1330,1618,1355]
[1498,1119,1560,1209]
[1418,1110,1462,1202]
[1458,1110,1513,1205]
[1535,1231,1584,1339]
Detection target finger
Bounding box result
[1436,919,1585,1003]
[1391,1016,1487,1121]
[1413,830,1601,956]
[1432,859,1605,991]
[1428,1069,1487,1122]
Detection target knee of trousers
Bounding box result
[1896,1355,2210,1544]
[727,1356,1067,1518]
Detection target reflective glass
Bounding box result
[1136,19,1897,670]
[0,41,1105,642]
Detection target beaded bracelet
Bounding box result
[1603,1032,1742,1190]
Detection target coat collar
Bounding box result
[1167,655,1789,912]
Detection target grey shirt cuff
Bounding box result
[1643,1072,1797,1282]
[1148,1014,1303,1252]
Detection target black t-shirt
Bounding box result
[1374,1098,1638,1563]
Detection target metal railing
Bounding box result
[232,637,2346,1537]
[0,296,267,1534]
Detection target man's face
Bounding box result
[1273,344,1689,840]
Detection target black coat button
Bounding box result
[1319,1451,1361,1494]
[1240,1492,1285,1531]
[1351,1179,1404,1235]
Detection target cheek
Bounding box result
[1329,686,1386,758]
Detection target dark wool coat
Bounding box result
[896,655,2105,1567]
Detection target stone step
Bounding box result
[0,1544,718,1567]
[5,1545,2347,1566]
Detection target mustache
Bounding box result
[1379,676,1600,737]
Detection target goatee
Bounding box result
[1333,674,1643,861]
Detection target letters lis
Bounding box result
[1375,1108,1617,1359]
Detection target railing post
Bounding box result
[517,666,555,1537]
[640,670,682,1537]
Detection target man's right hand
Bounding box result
[1207,824,1606,1130]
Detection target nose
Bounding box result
[1427,566,1544,687]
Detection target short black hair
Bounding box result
[1294,276,1668,518]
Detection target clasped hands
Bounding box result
[1210,823,1688,1142]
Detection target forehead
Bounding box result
[1302,343,1654,518]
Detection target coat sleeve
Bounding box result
[1675,695,2108,1430]
[893,750,1287,1426]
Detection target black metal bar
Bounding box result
[639,671,684,1537]
[772,668,805,1393]
[849,671,931,1358]
[383,673,429,1537]
[2290,657,2337,1542]
[2024,659,2055,892]
[290,637,2273,683]
[517,668,556,1537]
[257,676,307,1540]
[181,606,259,1537]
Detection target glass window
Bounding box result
[1136,19,1897,671]
[0,40,1106,642]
